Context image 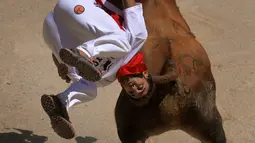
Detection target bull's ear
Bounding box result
[143,71,149,78]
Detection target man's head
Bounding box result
[117,53,154,103]
[119,71,152,98]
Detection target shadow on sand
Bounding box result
[75,136,98,143]
[0,128,48,143]
[0,128,99,143]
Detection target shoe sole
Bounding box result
[59,48,102,82]
[41,94,75,139]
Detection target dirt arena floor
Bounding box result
[1,0,255,142]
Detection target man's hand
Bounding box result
[52,54,71,83]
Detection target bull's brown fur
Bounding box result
[109,0,226,142]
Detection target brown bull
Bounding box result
[110,0,227,142]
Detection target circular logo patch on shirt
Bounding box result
[74,5,85,14]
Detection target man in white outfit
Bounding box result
[40,0,148,139]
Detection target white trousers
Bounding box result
[43,0,147,110]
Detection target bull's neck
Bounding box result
[106,0,153,10]
[142,0,167,8]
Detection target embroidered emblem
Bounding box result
[74,5,85,15]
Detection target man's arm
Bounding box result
[121,0,148,46]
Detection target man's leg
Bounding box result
[52,53,71,83]
[43,19,97,138]
[43,12,83,82]
[41,79,97,139]
[59,48,103,82]
[41,94,74,139]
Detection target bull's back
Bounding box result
[140,0,195,75]
[170,35,213,92]
[141,0,214,91]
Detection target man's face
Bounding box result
[120,71,151,99]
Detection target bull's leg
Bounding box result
[115,91,150,143]
[181,104,226,143]
[116,125,149,143]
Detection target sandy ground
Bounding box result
[1,0,255,142]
